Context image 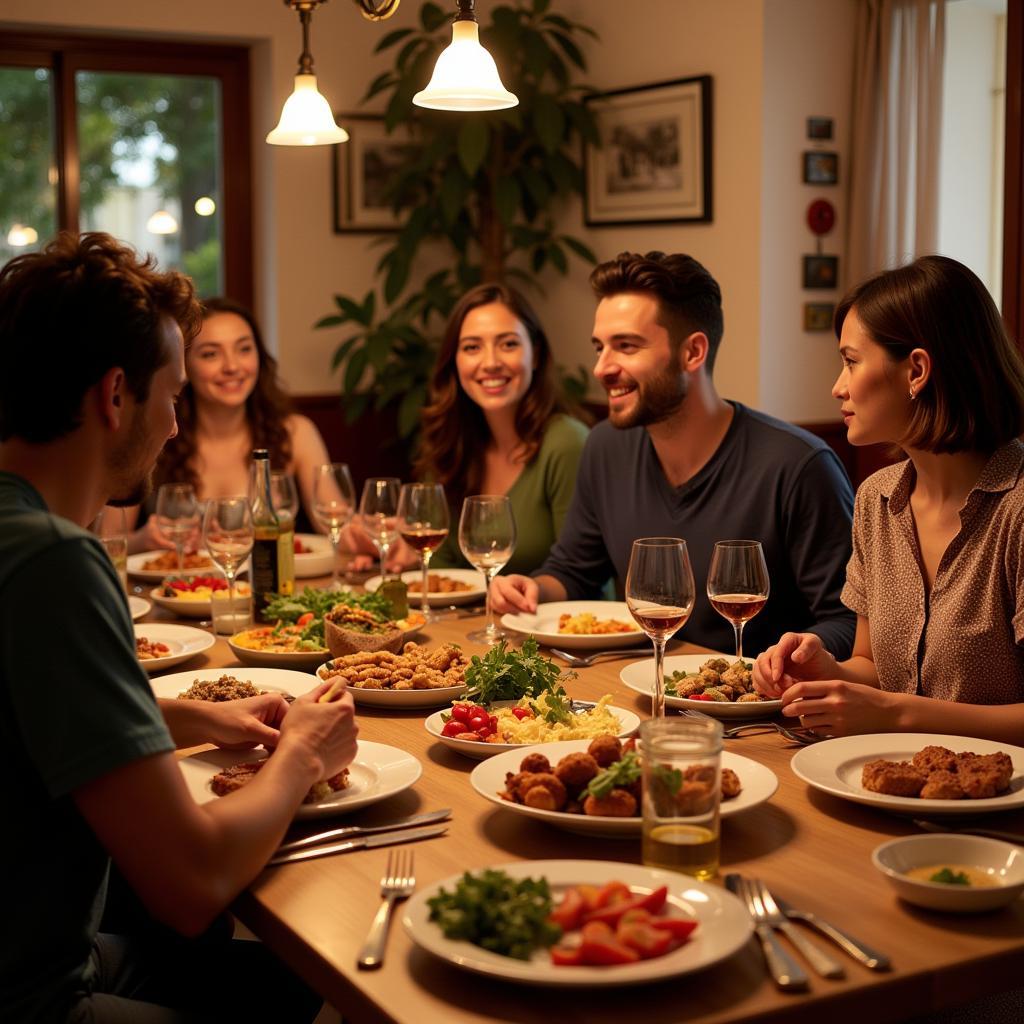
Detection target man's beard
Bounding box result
[106,406,157,507]
[609,360,688,429]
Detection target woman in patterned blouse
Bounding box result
[753,255,1024,743]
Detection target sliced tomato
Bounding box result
[549,887,587,932]
[649,917,699,941]
[618,908,653,927]
[453,730,482,742]
[578,921,640,965]
[296,612,315,627]
[549,943,585,966]
[616,922,673,959]
[575,884,601,912]
[511,707,534,720]
[592,881,632,909]
[582,886,669,926]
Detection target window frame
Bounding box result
[0,31,253,308]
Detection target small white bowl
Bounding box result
[872,834,1024,912]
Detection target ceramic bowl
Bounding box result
[871,833,1024,912]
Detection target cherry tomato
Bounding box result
[549,888,587,932]
[441,720,467,738]
[616,921,673,959]
[550,944,585,967]
[468,711,491,734]
[511,707,534,720]
[578,921,640,965]
[649,917,699,941]
[296,612,315,627]
[451,704,474,724]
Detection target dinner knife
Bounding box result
[274,808,452,855]
[771,896,890,971]
[913,818,1024,845]
[267,824,447,866]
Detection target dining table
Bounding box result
[140,587,1024,1024]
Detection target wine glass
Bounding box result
[312,463,356,590]
[458,495,516,645]
[626,538,696,718]
[359,477,401,581]
[706,540,770,660]
[202,496,254,634]
[155,482,200,573]
[271,471,300,526]
[397,483,450,622]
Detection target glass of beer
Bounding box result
[640,717,723,881]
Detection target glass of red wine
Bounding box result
[626,538,696,718]
[706,540,769,660]
[397,483,450,622]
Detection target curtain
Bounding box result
[847,0,946,284]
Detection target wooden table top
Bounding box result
[144,596,1024,1024]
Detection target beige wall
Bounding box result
[2,0,856,420]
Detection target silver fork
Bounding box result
[729,874,808,990]
[548,647,653,667]
[357,849,415,970]
[749,879,844,978]
[722,721,821,744]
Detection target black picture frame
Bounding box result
[583,75,713,226]
[332,114,420,234]
[803,151,839,185]
[806,117,833,141]
[803,255,839,290]
[804,301,835,331]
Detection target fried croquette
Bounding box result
[721,768,741,800]
[912,745,958,775]
[958,752,1013,793]
[919,770,965,800]
[524,783,567,811]
[554,752,601,797]
[674,780,716,816]
[862,748,1013,801]
[583,788,637,817]
[861,759,926,797]
[587,734,622,768]
[519,753,552,776]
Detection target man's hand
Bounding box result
[489,574,539,614]
[752,632,837,698]
[278,683,359,780]
[202,693,290,750]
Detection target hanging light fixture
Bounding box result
[413,0,518,111]
[268,1,349,146]
[146,211,179,235]
[6,224,39,247]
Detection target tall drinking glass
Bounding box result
[706,540,769,660]
[458,495,516,645]
[312,463,356,590]
[89,507,129,592]
[155,483,200,573]
[626,537,695,718]
[397,483,450,622]
[202,496,254,634]
[359,477,401,580]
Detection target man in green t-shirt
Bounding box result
[0,233,358,1022]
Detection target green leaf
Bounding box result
[520,165,550,208]
[533,0,551,12]
[457,118,489,177]
[522,29,551,78]
[550,31,585,70]
[441,164,468,226]
[548,242,567,274]
[495,176,521,227]
[343,347,368,395]
[385,252,410,304]
[333,294,369,324]
[561,234,597,263]
[531,247,547,273]
[364,70,397,102]
[330,334,362,371]
[397,384,426,438]
[421,2,447,31]
[361,290,377,323]
[344,391,370,425]
[532,95,565,153]
[396,36,425,72]
[375,28,414,53]
[314,314,344,329]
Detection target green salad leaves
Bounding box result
[262,587,394,645]
[462,637,572,706]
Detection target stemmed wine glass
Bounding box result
[271,471,300,527]
[359,477,401,580]
[706,540,769,660]
[202,497,254,634]
[458,495,516,645]
[155,483,200,573]
[313,463,356,590]
[626,537,696,718]
[397,483,450,622]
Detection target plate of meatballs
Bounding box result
[470,735,779,837]
[791,733,1024,815]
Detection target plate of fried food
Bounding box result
[365,568,487,607]
[133,623,215,674]
[150,576,253,619]
[149,666,321,702]
[790,734,1024,815]
[471,737,778,837]
[316,642,469,708]
[501,601,644,650]
[620,654,783,719]
[177,740,421,819]
[128,549,217,581]
[293,533,335,578]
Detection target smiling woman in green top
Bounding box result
[410,283,589,576]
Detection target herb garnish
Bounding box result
[929,868,971,886]
[585,750,643,800]
[463,636,573,705]
[262,587,394,644]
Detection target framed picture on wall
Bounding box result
[332,114,420,233]
[583,75,713,226]
[804,301,835,331]
[803,151,839,185]
[803,254,839,289]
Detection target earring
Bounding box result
[909,387,916,400]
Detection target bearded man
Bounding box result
[490,250,856,657]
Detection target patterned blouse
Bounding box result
[841,440,1024,703]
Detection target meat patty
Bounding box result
[210,760,349,803]
[861,759,926,797]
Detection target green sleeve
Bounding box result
[541,416,589,537]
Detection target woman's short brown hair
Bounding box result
[835,255,1024,454]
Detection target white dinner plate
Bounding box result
[365,568,486,607]
[294,533,335,578]
[127,550,217,581]
[227,634,328,671]
[150,581,252,619]
[620,654,783,719]
[316,660,466,708]
[178,740,421,819]
[500,600,645,650]
[129,595,151,621]
[424,704,641,761]
[790,733,1024,816]
[150,666,321,701]
[470,740,778,837]
[402,859,752,986]
[133,622,215,674]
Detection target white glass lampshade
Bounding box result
[267,74,349,146]
[413,20,518,111]
[146,211,179,235]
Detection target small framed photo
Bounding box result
[583,75,713,225]
[806,117,833,141]
[803,151,839,185]
[332,114,421,233]
[803,254,839,290]
[804,302,835,332]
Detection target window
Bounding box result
[0,33,252,305]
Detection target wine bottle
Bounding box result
[249,449,295,619]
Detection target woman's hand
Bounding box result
[199,693,290,750]
[278,684,359,780]
[753,632,838,698]
[780,679,901,737]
